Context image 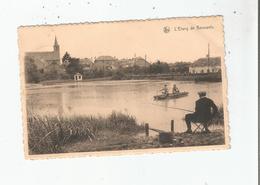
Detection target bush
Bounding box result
[24,60,41,83]
[111,70,126,80]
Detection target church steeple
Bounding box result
[53,36,59,51]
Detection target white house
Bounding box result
[74,73,83,81]
[189,57,221,74]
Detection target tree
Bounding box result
[62,52,71,65]
[43,62,67,80]
[171,62,191,74]
[112,70,126,80]
[65,58,83,77]
[24,58,41,83]
[148,60,170,74]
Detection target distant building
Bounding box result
[189,57,221,74]
[93,56,119,70]
[119,59,131,68]
[119,57,150,68]
[130,57,150,67]
[74,73,83,81]
[25,37,61,70]
[80,58,93,71]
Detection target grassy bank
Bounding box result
[61,130,225,153]
[27,108,225,155]
[27,112,144,154]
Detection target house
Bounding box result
[130,57,150,68]
[93,56,119,70]
[25,37,61,70]
[119,57,150,68]
[119,59,131,68]
[74,73,83,81]
[189,57,221,74]
[80,58,94,71]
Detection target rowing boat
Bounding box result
[153,92,189,100]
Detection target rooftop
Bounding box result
[191,57,221,67]
[95,56,118,61]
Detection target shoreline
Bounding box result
[25,72,222,87]
[25,77,222,90]
[25,79,165,90]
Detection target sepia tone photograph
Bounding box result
[18,16,229,158]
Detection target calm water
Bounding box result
[26,80,223,133]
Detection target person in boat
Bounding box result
[172,84,180,94]
[160,84,169,96]
[184,91,218,133]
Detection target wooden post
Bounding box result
[145,123,149,137]
[171,120,174,133]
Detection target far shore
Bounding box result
[25,72,222,89]
[30,77,112,85]
[25,78,165,90]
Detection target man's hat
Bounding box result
[198,91,206,96]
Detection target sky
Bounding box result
[18,16,225,63]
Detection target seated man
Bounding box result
[172,84,180,94]
[160,84,169,96]
[185,91,218,133]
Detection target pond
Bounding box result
[26,80,223,133]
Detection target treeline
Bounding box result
[24,53,191,83]
[24,59,77,83]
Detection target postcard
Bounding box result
[18,16,229,159]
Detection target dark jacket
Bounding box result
[194,97,218,122]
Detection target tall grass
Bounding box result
[27,112,144,154]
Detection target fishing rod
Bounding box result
[150,103,194,113]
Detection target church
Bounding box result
[25,37,61,69]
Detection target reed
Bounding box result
[27,112,144,154]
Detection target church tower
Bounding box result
[53,36,61,64]
[53,36,60,52]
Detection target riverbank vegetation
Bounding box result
[61,130,225,153]
[27,112,144,154]
[27,106,224,154]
